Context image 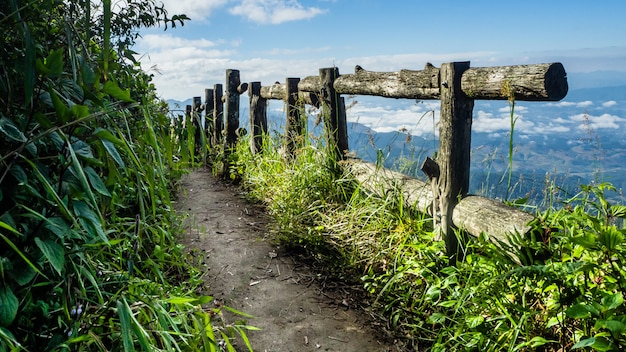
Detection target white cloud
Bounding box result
[139,34,221,50]
[571,113,625,129]
[159,0,230,20]
[531,123,570,133]
[472,110,534,133]
[497,105,528,113]
[550,100,594,108]
[265,46,332,56]
[230,0,326,24]
[346,100,439,137]
[603,100,618,107]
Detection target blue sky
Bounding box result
[136,0,626,101]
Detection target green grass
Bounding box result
[224,112,626,351]
[0,1,252,350]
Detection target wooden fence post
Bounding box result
[284,77,304,157]
[213,84,224,146]
[437,62,474,264]
[185,104,192,133]
[319,67,348,160]
[249,81,267,154]
[192,96,202,151]
[204,88,214,146]
[225,69,241,151]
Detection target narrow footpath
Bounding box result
[175,169,402,352]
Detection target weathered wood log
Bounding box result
[248,82,267,155]
[213,84,224,145]
[437,62,474,263]
[461,63,567,101]
[453,196,533,243]
[342,158,533,247]
[319,67,348,160]
[333,63,440,99]
[260,81,319,106]
[298,75,321,93]
[342,158,433,212]
[300,62,567,102]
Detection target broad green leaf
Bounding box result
[101,139,125,168]
[590,335,613,352]
[12,262,36,286]
[46,49,64,76]
[572,337,595,349]
[196,295,213,305]
[9,164,27,183]
[35,237,65,276]
[72,139,96,162]
[566,303,593,319]
[80,56,96,87]
[601,292,623,311]
[527,336,553,348]
[24,142,37,157]
[49,89,71,122]
[84,167,111,197]
[466,315,485,329]
[0,285,18,327]
[71,104,90,119]
[44,217,71,240]
[103,80,134,102]
[94,127,124,146]
[438,300,456,308]
[73,201,107,243]
[427,312,446,325]
[0,117,26,142]
[595,319,626,336]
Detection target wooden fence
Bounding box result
[186,61,568,263]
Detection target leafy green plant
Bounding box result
[0,1,253,351]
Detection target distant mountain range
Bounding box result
[165,75,626,205]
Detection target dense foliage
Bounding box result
[0,1,252,350]
[230,118,626,351]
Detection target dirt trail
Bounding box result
[175,169,401,352]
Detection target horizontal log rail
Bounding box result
[298,62,567,101]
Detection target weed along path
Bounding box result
[175,169,401,352]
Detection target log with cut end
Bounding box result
[461,63,568,101]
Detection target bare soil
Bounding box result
[174,168,403,352]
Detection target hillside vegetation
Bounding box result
[0,1,253,350]
[226,116,626,351]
